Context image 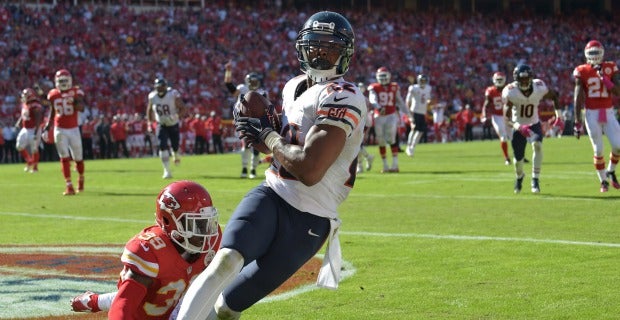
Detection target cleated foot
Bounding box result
[531,178,540,193]
[514,176,524,194]
[63,186,76,196]
[606,171,620,189]
[366,155,374,171]
[600,180,610,193]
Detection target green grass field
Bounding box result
[1,137,620,319]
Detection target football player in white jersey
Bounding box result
[502,64,560,194]
[176,11,366,320]
[146,77,186,179]
[224,62,268,179]
[405,74,432,157]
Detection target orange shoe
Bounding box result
[78,177,84,193]
[63,185,76,196]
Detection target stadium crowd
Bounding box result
[1,2,619,163]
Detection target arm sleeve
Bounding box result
[108,278,148,320]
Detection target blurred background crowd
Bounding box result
[1,0,619,163]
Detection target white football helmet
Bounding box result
[376,67,391,85]
[492,72,506,87]
[584,40,604,66]
[54,69,73,91]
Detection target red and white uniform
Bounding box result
[16,101,42,153]
[127,118,147,152]
[367,82,407,146]
[47,86,85,160]
[112,225,221,320]
[573,62,620,154]
[485,85,510,140]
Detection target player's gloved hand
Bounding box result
[602,75,614,90]
[513,123,534,138]
[574,122,583,139]
[235,117,274,146]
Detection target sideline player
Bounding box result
[43,69,86,195]
[405,74,432,157]
[503,64,560,194]
[147,77,186,179]
[573,40,620,192]
[70,180,222,319]
[176,10,366,320]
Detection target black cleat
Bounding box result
[531,178,540,193]
[514,176,524,194]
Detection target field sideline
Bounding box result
[1,137,619,319]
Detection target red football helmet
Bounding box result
[21,88,39,103]
[376,67,391,85]
[155,180,220,254]
[492,72,506,87]
[55,69,73,91]
[584,40,604,65]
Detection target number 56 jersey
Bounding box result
[118,225,221,320]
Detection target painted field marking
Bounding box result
[1,211,619,248]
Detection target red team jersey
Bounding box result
[573,61,619,110]
[20,101,42,129]
[368,82,401,116]
[47,87,85,128]
[128,119,147,135]
[116,225,221,319]
[484,86,504,116]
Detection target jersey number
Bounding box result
[143,279,186,316]
[155,104,172,116]
[587,77,610,98]
[516,104,535,118]
[378,91,395,107]
[53,97,75,116]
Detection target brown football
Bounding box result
[236,90,270,118]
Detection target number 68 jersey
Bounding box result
[501,79,549,126]
[117,225,221,319]
[148,88,182,126]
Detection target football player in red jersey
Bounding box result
[573,40,620,192]
[70,180,222,319]
[482,72,512,165]
[368,66,409,173]
[14,88,43,173]
[43,69,86,195]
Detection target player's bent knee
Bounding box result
[216,248,244,274]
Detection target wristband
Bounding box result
[224,69,232,79]
[263,131,282,151]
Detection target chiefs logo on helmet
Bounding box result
[159,191,181,211]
